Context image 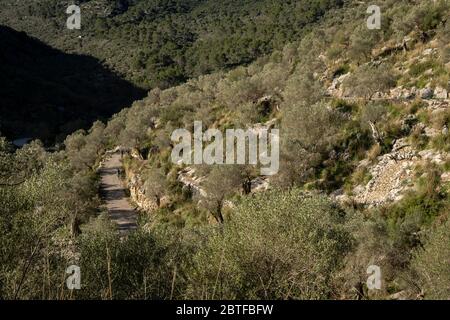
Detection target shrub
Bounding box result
[431,134,450,152]
[411,219,450,299]
[187,189,354,299]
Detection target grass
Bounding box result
[344,166,372,194]
[408,60,440,78]
[386,169,447,230]
[431,134,450,152]
[408,100,427,115]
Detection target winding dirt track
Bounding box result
[99,152,138,235]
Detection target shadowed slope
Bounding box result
[0,25,146,143]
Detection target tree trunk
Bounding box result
[215,200,224,224]
[369,121,383,145]
[243,178,252,195]
[71,217,82,238]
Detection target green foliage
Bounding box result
[0,0,343,90]
[387,167,447,229]
[0,155,100,298]
[343,64,396,99]
[431,133,450,152]
[412,219,450,300]
[3,0,450,301]
[188,189,354,299]
[408,60,442,78]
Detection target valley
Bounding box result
[0,0,449,302]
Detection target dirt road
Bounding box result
[99,152,138,235]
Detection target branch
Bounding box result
[0,180,25,187]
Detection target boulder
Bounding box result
[434,86,448,99]
[420,87,434,99]
[327,73,350,98]
[441,172,450,183]
[422,48,436,56]
[389,87,403,99]
[423,68,433,76]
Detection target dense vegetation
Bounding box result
[0,0,342,141]
[0,0,343,89]
[1,0,450,300]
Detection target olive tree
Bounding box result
[188,188,354,299]
[411,220,450,300]
[144,167,169,208]
[200,165,243,223]
[343,64,396,100]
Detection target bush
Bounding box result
[187,189,354,299]
[431,134,450,152]
[411,219,450,299]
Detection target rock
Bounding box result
[327,73,351,98]
[251,177,270,193]
[178,168,207,197]
[420,87,434,99]
[423,48,435,56]
[389,290,411,300]
[428,100,449,111]
[441,172,450,183]
[389,86,417,100]
[389,87,403,99]
[330,188,344,197]
[424,126,440,138]
[372,91,387,99]
[434,86,448,99]
[424,68,433,76]
[419,150,434,160]
[443,125,449,136]
[407,87,418,99]
[128,173,162,213]
[419,149,448,165]
[392,138,410,152]
[353,185,365,195]
[336,194,351,203]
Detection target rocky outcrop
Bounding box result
[178,168,207,197]
[327,73,351,98]
[255,95,282,113]
[127,171,162,213]
[251,176,270,193]
[441,171,450,183]
[353,139,417,206]
[177,167,270,198]
[370,86,448,101]
[434,86,448,99]
[352,138,450,206]
[418,149,449,166]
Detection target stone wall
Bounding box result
[126,170,160,213]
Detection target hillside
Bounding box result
[0,0,343,89]
[1,0,449,301]
[0,25,145,142]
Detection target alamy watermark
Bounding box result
[66,265,81,290]
[66,5,81,30]
[366,265,382,290]
[65,5,380,32]
[367,5,381,30]
[171,121,279,176]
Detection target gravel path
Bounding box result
[99,152,138,235]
